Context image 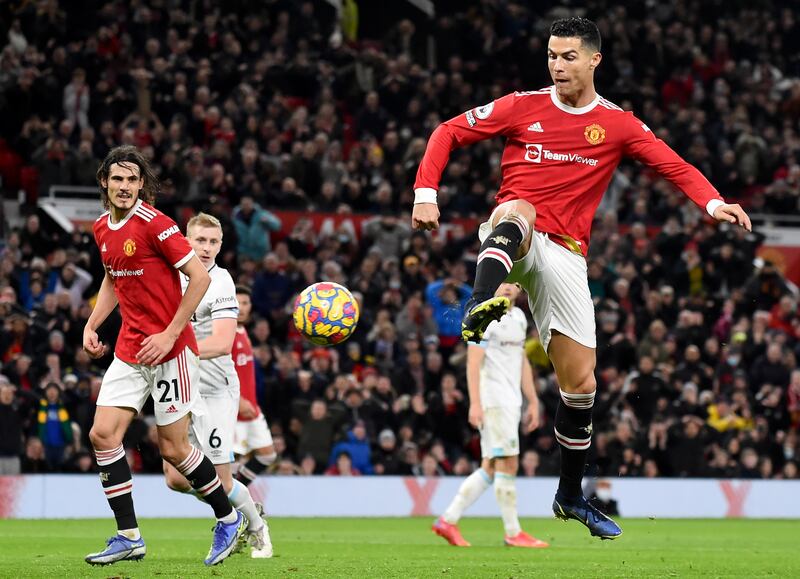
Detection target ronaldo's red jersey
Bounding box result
[414,86,724,255]
[233,326,260,420]
[93,199,198,364]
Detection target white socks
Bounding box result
[228,479,264,531]
[118,528,141,541]
[494,473,521,537]
[443,468,493,524]
[441,467,521,536]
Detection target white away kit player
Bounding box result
[433,283,548,548]
[162,212,272,558]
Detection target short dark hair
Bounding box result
[550,17,601,52]
[235,284,252,297]
[96,145,158,210]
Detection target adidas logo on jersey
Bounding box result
[527,121,543,132]
[101,243,107,252]
[166,404,178,413]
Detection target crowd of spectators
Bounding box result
[2,1,800,481]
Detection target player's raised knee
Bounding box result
[495,201,536,232]
[514,199,537,227]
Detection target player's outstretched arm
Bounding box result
[521,356,540,433]
[623,114,753,229]
[137,255,210,366]
[412,94,516,231]
[711,202,752,232]
[83,270,118,359]
[466,344,486,430]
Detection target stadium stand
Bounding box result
[1,0,799,482]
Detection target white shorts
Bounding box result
[189,392,239,465]
[233,414,274,456]
[479,215,596,352]
[97,347,202,426]
[480,406,521,458]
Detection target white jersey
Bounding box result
[181,264,240,397]
[478,306,527,409]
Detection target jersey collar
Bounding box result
[549,87,601,115]
[107,199,142,231]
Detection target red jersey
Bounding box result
[93,199,198,364]
[233,326,260,420]
[414,86,724,255]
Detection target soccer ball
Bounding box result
[293,282,360,346]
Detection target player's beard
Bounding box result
[111,191,137,212]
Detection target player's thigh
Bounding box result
[548,332,597,394]
[233,420,250,456]
[250,415,275,453]
[193,393,239,465]
[527,237,596,357]
[93,357,150,443]
[234,415,274,456]
[151,347,202,426]
[480,407,521,459]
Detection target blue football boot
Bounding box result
[85,534,146,565]
[553,492,623,540]
[204,510,247,566]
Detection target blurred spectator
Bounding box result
[425,278,471,347]
[21,437,49,473]
[37,383,73,468]
[0,384,23,474]
[328,420,374,475]
[589,479,620,516]
[297,399,338,472]
[325,450,361,476]
[233,197,282,262]
[372,428,401,475]
[63,69,89,131]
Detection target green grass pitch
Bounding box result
[1,518,798,578]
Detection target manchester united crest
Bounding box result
[584,123,606,145]
[123,239,136,256]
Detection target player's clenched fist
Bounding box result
[83,328,106,359]
[411,202,440,231]
[468,403,484,430]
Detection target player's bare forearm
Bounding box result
[169,256,211,339]
[521,358,540,432]
[83,272,117,359]
[521,356,538,407]
[86,271,118,332]
[466,345,485,408]
[197,318,237,359]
